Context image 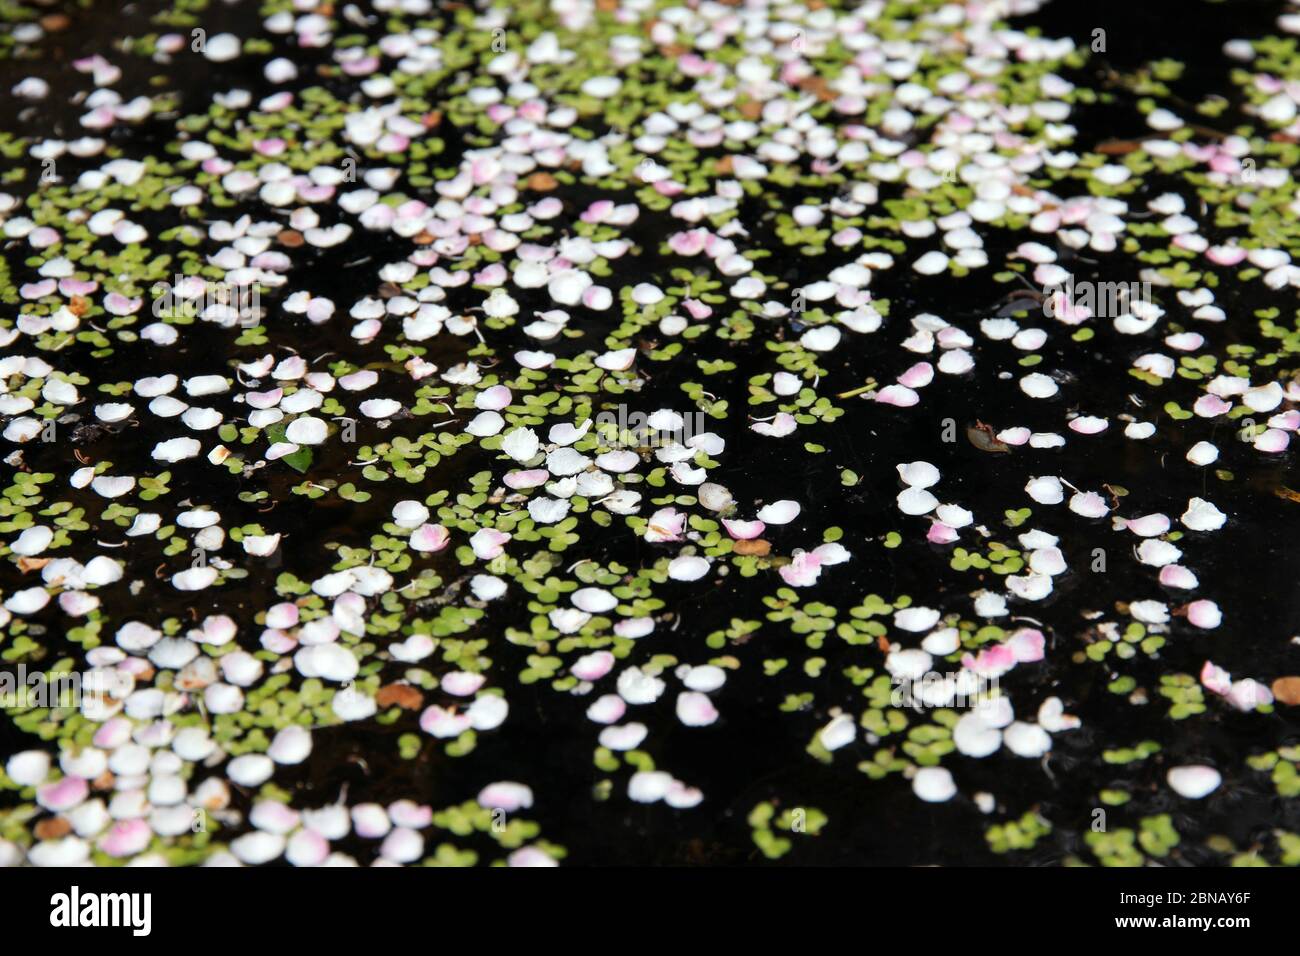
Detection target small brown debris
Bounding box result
[69,295,90,317]
[39,14,70,32]
[376,683,424,711]
[596,0,618,11]
[714,155,734,175]
[17,557,50,573]
[91,770,115,791]
[1273,486,1300,504]
[277,229,304,248]
[525,172,558,192]
[35,817,71,840]
[412,231,434,245]
[734,539,771,557]
[738,99,762,120]
[422,110,442,129]
[1096,140,1141,155]
[1272,677,1300,706]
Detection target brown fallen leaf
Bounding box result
[376,683,424,711]
[1272,677,1300,706]
[966,421,1010,454]
[798,75,836,102]
[17,556,50,573]
[734,539,771,557]
[1273,486,1300,504]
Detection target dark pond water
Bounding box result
[1,0,1297,866]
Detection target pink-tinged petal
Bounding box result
[508,846,559,867]
[1159,564,1199,589]
[722,519,766,540]
[998,427,1030,446]
[93,717,133,749]
[410,523,450,553]
[419,705,472,738]
[98,819,152,857]
[1069,416,1108,434]
[751,412,798,437]
[1200,660,1233,696]
[668,229,709,256]
[1007,628,1046,663]
[60,279,98,296]
[927,522,959,544]
[1254,428,1289,453]
[644,507,685,543]
[586,694,626,724]
[779,550,823,587]
[581,200,614,223]
[20,279,57,299]
[962,643,1017,678]
[37,775,89,812]
[875,384,919,407]
[756,500,801,524]
[253,137,286,156]
[1184,599,1222,629]
[572,651,615,682]
[1206,245,1247,266]
[350,804,391,839]
[476,385,512,410]
[265,602,299,629]
[104,292,143,316]
[897,362,934,389]
[676,692,719,727]
[469,528,511,560]
[1193,394,1231,418]
[441,672,485,696]
[1167,765,1221,799]
[477,781,533,812]
[503,469,549,490]
[668,555,710,581]
[388,800,433,829]
[1227,679,1272,711]
[1268,410,1300,432]
[1126,513,1170,537]
[682,298,712,320]
[812,542,851,565]
[286,828,330,866]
